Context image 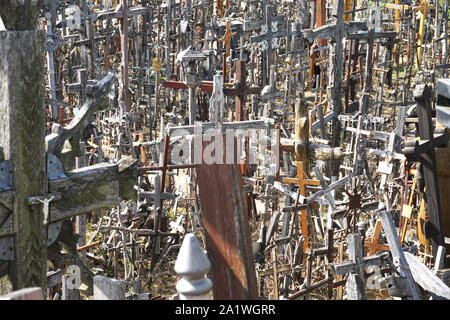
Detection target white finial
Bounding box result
[174,233,213,300]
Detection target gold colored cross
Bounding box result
[385,1,410,32]
[344,0,353,22]
[400,168,417,245]
[219,20,237,82]
[384,1,410,59]
[413,0,434,66]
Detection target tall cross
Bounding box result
[218,20,237,83]
[250,4,287,87]
[96,1,148,112]
[414,0,434,66]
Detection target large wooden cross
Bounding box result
[330,232,385,300]
[0,4,137,294]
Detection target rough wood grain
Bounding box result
[0,29,47,292]
[49,163,120,222]
[404,251,450,300]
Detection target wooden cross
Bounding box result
[414,0,434,66]
[282,161,320,251]
[402,84,449,259]
[302,0,356,175]
[0,12,137,292]
[384,1,410,32]
[330,232,385,299]
[164,60,261,123]
[96,0,148,112]
[67,68,97,105]
[364,220,390,255]
[218,20,236,83]
[226,60,261,122]
[369,106,406,193]
[250,4,287,87]
[216,0,230,18]
[280,55,303,111]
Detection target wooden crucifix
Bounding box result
[218,20,237,83]
[281,99,319,251]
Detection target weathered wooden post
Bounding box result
[173,233,213,300]
[0,1,47,292]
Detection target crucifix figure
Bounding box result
[218,20,237,83]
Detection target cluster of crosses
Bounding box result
[0,0,449,301]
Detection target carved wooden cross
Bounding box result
[249,4,287,87]
[0,8,137,294]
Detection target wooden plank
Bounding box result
[196,133,258,300]
[379,205,421,299]
[0,190,14,236]
[414,85,445,257]
[49,163,120,222]
[404,251,450,300]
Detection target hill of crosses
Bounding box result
[0,0,449,302]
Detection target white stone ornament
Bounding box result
[174,233,213,300]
